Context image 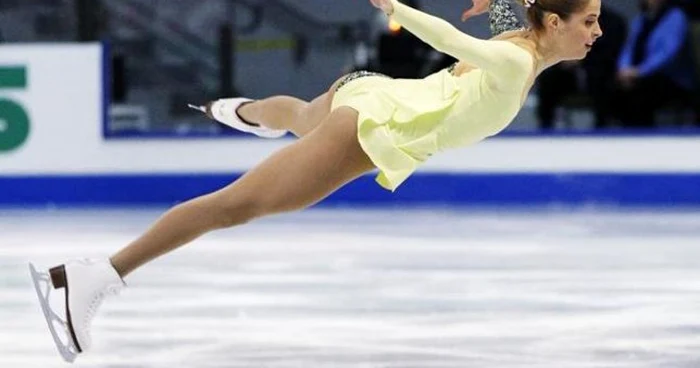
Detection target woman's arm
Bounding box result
[389,0,530,86]
[451,0,524,76]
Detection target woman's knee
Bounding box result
[210,191,307,229]
[207,193,265,229]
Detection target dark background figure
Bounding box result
[535,61,581,130]
[677,0,700,19]
[373,0,432,78]
[419,51,458,78]
[581,5,629,128]
[613,0,697,128]
[346,0,432,79]
[535,4,627,130]
[676,0,700,125]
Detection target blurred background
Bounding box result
[2,2,700,366]
[1,0,699,136]
[0,0,699,206]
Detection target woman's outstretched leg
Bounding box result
[111,106,372,277]
[31,107,373,361]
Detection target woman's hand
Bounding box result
[461,0,491,22]
[370,0,394,16]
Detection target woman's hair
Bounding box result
[518,0,591,31]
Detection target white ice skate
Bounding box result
[28,259,125,363]
[188,98,287,138]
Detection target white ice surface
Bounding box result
[2,208,700,368]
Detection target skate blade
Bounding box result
[28,263,79,363]
[187,103,207,113]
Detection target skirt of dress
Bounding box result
[331,69,460,191]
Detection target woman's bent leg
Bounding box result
[236,95,308,134]
[236,76,348,137]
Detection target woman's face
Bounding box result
[555,0,603,60]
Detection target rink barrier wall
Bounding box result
[2,173,700,207]
[2,44,700,207]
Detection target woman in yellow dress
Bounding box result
[30,0,602,362]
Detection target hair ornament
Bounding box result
[524,0,536,8]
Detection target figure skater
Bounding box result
[29,0,602,362]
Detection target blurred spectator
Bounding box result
[677,0,700,19]
[612,0,697,128]
[535,5,627,129]
[535,61,580,130]
[345,0,432,78]
[581,5,628,128]
[419,51,457,78]
[375,25,432,77]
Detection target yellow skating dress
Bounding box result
[331,0,535,191]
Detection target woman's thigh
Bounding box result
[292,76,350,137]
[212,106,375,218]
